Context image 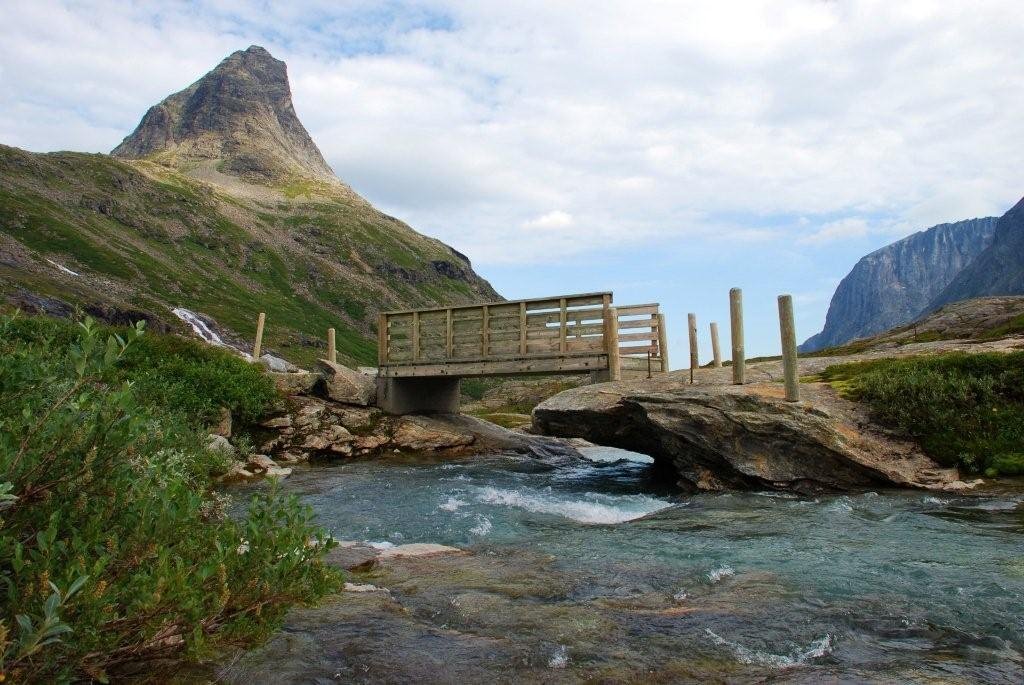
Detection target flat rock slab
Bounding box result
[377,543,466,560]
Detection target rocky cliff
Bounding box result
[929,196,1024,309]
[801,217,997,352]
[1,46,499,367]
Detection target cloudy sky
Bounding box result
[2,1,1021,359]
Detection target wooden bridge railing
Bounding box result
[616,304,669,377]
[377,292,669,378]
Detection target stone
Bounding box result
[533,368,964,493]
[246,454,277,472]
[330,405,381,432]
[276,451,309,464]
[219,460,256,482]
[264,464,292,479]
[324,542,382,570]
[354,435,389,451]
[376,543,466,560]
[391,418,475,452]
[261,415,292,429]
[211,406,232,438]
[269,371,320,396]
[206,434,236,457]
[343,582,389,593]
[259,353,300,373]
[317,359,376,406]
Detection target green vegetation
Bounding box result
[815,353,1024,476]
[0,314,340,682]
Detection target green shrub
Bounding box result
[817,352,1024,475]
[0,314,339,682]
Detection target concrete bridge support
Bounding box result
[376,376,461,415]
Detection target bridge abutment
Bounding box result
[376,376,461,415]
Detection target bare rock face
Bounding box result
[112,45,334,183]
[801,217,998,352]
[532,373,964,493]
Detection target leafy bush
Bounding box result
[817,352,1024,475]
[0,314,339,682]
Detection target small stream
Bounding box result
[220,447,1024,683]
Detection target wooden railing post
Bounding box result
[253,312,266,360]
[558,297,568,354]
[605,306,621,381]
[327,327,336,363]
[377,313,387,365]
[656,312,669,373]
[518,302,527,355]
[687,312,698,383]
[730,288,745,384]
[412,311,420,361]
[778,294,800,402]
[710,322,722,368]
[445,308,453,359]
[481,305,490,357]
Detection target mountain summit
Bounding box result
[112,45,334,183]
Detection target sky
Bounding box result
[1,1,1022,362]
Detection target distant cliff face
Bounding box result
[112,45,334,183]
[929,197,1024,309]
[800,217,997,352]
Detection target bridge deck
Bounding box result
[378,292,668,379]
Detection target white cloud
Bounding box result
[799,218,870,245]
[1,0,1021,268]
[522,210,573,231]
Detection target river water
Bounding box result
[222,447,1024,683]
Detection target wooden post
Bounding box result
[730,288,745,385]
[656,312,669,373]
[412,311,420,361]
[377,313,387,365]
[445,308,453,359]
[252,312,266,360]
[710,322,722,368]
[519,302,527,355]
[778,294,800,402]
[327,327,336,363]
[687,312,698,383]
[605,306,621,381]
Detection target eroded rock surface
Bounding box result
[533,362,971,493]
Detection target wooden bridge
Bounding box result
[376,292,668,413]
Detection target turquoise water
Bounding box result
[225,448,1024,683]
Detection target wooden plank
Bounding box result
[621,344,658,355]
[618,331,658,343]
[384,291,612,316]
[616,303,660,317]
[378,313,387,364]
[380,354,609,378]
[617,318,657,331]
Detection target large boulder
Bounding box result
[317,359,376,406]
[533,371,966,493]
[269,371,321,396]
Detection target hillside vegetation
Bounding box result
[0,313,339,682]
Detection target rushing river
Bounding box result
[221,447,1024,683]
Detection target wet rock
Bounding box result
[325,542,382,570]
[317,359,376,406]
[268,371,320,396]
[219,460,257,481]
[354,434,389,452]
[246,453,277,472]
[330,405,380,432]
[377,543,466,560]
[344,582,389,593]
[260,415,292,429]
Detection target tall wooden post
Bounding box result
[778,294,800,402]
[377,313,387,365]
[730,288,745,384]
[327,328,336,363]
[710,322,722,368]
[252,312,266,360]
[687,312,698,383]
[412,311,421,361]
[605,306,621,381]
[656,312,669,373]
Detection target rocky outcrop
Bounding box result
[533,362,974,493]
[801,217,997,352]
[317,359,376,406]
[112,46,335,183]
[930,196,1024,309]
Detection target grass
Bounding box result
[814,352,1024,476]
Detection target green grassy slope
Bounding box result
[0,145,498,368]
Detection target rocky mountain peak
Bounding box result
[112,45,335,184]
